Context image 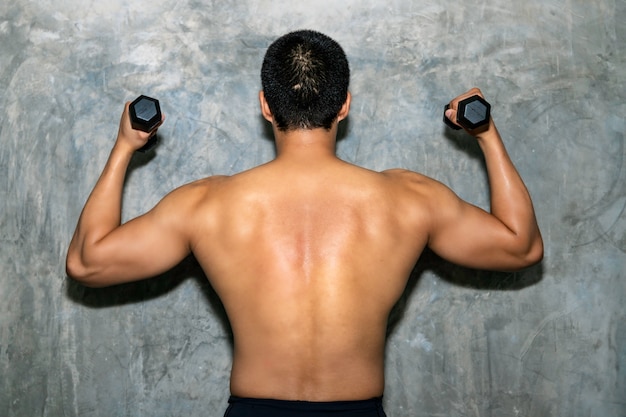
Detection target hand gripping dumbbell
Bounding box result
[443,95,491,131]
[129,95,162,152]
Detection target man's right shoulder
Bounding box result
[379,168,456,201]
[380,168,432,187]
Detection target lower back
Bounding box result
[228,299,388,400]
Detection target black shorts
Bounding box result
[224,396,387,417]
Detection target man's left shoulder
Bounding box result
[160,175,231,209]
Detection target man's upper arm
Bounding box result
[69,185,199,287]
[423,178,540,271]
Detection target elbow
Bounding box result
[513,235,544,270]
[525,238,544,266]
[65,252,107,288]
[65,251,85,281]
[528,228,544,264]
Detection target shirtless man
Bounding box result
[66,30,543,416]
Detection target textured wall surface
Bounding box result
[1,0,625,416]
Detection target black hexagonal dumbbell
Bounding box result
[129,95,162,152]
[443,95,491,131]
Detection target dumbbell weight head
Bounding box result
[129,95,161,152]
[443,95,491,131]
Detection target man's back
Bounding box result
[189,157,429,400]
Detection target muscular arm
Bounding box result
[66,103,192,287]
[427,88,543,271]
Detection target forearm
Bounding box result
[67,142,134,274]
[477,124,542,251]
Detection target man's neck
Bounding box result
[273,127,339,162]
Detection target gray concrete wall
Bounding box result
[1,0,624,416]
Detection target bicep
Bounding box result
[76,193,193,287]
[426,185,529,271]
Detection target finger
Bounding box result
[443,105,462,130]
[451,88,485,108]
[461,87,484,102]
[148,114,165,135]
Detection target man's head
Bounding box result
[261,30,350,131]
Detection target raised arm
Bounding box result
[66,102,193,287]
[426,88,543,271]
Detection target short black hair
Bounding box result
[261,30,350,131]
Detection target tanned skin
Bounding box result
[66,87,543,401]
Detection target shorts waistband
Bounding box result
[228,395,383,412]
